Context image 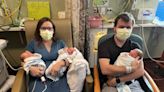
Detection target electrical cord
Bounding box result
[140,25,164,63]
[17,0,22,20]
[1,0,22,18]
[0,49,23,71]
[123,0,131,11]
[42,83,47,92]
[41,76,48,92]
[1,0,23,27]
[31,77,47,92]
[153,78,164,81]
[31,79,37,92]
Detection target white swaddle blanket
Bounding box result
[23,53,46,74]
[115,52,135,67]
[45,47,91,92]
[67,48,90,92]
[114,52,135,92]
[45,48,71,81]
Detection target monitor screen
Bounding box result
[156,0,164,21]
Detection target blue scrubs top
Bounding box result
[26,39,65,66]
[26,39,70,92]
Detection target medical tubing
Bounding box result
[0,50,23,71]
[31,80,37,92]
[42,83,47,92]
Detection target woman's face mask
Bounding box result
[40,29,54,40]
[116,28,132,41]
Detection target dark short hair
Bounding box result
[114,12,135,27]
[34,17,56,43]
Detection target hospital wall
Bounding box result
[0,0,65,25]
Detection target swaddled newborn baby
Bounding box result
[114,48,143,92]
[46,47,90,92]
[115,48,143,68]
[45,47,76,81]
[21,51,46,74]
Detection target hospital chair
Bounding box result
[11,19,93,92]
[94,33,160,92]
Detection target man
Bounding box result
[98,12,145,92]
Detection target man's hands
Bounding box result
[107,77,117,87]
[107,58,143,87]
[131,57,140,72]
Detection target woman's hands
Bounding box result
[50,60,66,76]
[29,66,45,77]
[29,61,66,77]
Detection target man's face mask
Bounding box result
[116,28,132,41]
[40,29,54,40]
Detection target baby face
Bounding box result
[22,52,33,59]
[67,48,75,55]
[129,49,138,58]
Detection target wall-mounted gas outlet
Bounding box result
[100,7,112,15]
[107,8,112,12]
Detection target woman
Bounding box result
[20,17,70,92]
